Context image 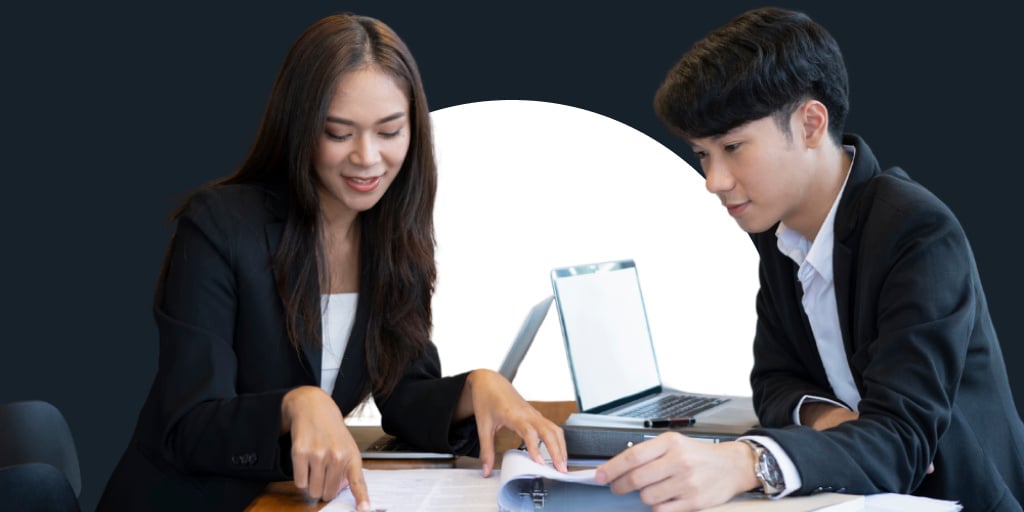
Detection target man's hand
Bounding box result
[595,433,758,512]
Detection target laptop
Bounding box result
[357,296,554,459]
[550,259,759,456]
[498,295,554,381]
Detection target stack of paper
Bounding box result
[496,449,645,511]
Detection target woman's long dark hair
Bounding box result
[166,13,437,400]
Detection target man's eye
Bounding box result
[724,143,741,152]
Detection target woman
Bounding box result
[98,13,566,511]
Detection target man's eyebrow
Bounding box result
[708,130,735,142]
[325,112,406,126]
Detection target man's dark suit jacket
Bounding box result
[746,134,1024,511]
[98,183,476,511]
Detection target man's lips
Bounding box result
[724,201,749,217]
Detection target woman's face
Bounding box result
[313,67,411,222]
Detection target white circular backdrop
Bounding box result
[430,100,760,401]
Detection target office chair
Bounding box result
[0,400,82,511]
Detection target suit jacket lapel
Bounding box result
[832,134,881,389]
[333,285,369,412]
[833,239,855,387]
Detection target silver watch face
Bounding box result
[756,450,784,494]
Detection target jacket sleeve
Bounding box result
[376,346,479,456]
[751,184,974,496]
[144,192,293,480]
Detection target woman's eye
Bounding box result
[380,129,402,138]
[326,132,352,141]
[724,143,741,152]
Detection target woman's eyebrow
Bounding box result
[325,112,407,126]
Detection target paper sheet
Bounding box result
[704,493,864,511]
[325,450,644,512]
[863,493,962,511]
[324,468,500,512]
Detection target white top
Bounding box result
[320,293,358,395]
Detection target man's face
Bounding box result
[688,114,817,234]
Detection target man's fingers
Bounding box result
[597,432,669,484]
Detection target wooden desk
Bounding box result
[246,400,577,511]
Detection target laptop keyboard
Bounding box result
[619,394,729,419]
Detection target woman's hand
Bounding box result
[596,433,757,512]
[281,386,371,510]
[456,369,568,477]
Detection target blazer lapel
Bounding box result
[833,239,856,387]
[790,260,832,386]
[832,134,883,390]
[333,286,369,413]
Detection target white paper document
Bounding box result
[704,493,864,511]
[325,449,642,512]
[324,467,500,512]
[864,493,962,511]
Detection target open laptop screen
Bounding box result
[551,260,662,412]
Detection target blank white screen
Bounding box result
[553,264,661,411]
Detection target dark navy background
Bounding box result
[3,2,1020,510]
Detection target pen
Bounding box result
[644,417,697,428]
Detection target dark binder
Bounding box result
[563,424,736,459]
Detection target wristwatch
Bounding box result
[739,439,785,496]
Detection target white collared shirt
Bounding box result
[320,293,358,395]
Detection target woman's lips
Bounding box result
[343,175,383,192]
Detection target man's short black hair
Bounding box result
[654,7,849,143]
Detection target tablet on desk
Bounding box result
[352,426,456,460]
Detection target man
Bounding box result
[595,7,1024,512]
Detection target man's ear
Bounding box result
[797,99,830,149]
